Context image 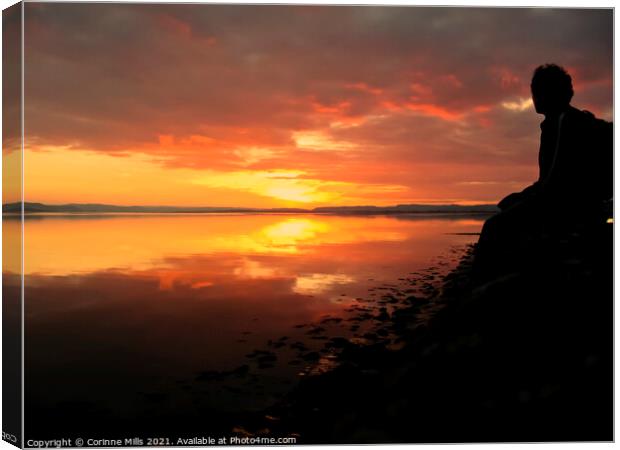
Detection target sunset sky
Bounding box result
[9,4,613,207]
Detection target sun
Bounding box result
[263,184,330,203]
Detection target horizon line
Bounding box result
[3,201,498,208]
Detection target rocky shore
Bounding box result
[241,221,613,443]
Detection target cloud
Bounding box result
[502,98,534,112]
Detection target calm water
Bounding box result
[6,213,484,430]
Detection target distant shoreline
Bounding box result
[2,211,493,221]
[2,202,499,216]
[2,211,496,219]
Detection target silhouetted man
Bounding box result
[475,64,612,279]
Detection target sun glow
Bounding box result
[261,219,330,247]
[23,146,412,207]
[192,170,340,204]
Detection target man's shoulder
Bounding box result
[566,106,593,119]
[565,106,610,123]
[565,106,611,128]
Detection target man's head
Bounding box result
[531,64,574,115]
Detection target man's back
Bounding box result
[538,106,612,206]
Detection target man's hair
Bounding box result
[531,64,574,106]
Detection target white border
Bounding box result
[0,2,615,450]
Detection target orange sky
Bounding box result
[6,4,613,207]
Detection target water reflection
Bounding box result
[12,214,484,433]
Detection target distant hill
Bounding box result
[2,202,308,214]
[313,204,499,214]
[3,202,499,215]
